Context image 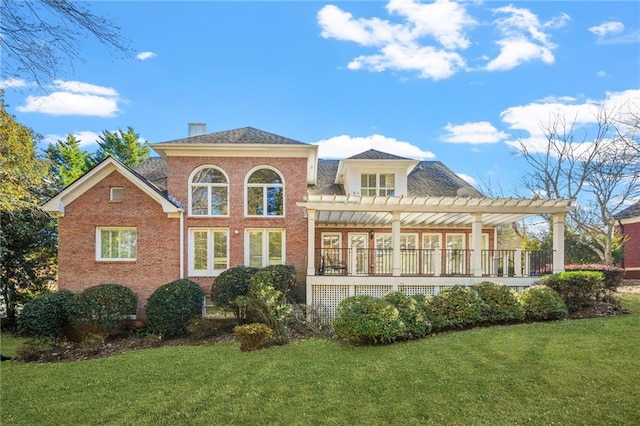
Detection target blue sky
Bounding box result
[2,0,639,194]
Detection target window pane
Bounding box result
[191,186,208,215]
[193,232,208,270]
[249,169,282,184]
[100,229,136,259]
[266,187,283,215]
[247,187,264,215]
[193,168,226,184]
[248,231,263,267]
[268,231,283,265]
[213,232,228,270]
[210,187,228,215]
[120,230,137,258]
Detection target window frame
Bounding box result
[188,165,229,217]
[244,228,285,268]
[188,228,229,277]
[361,173,395,196]
[244,166,285,217]
[96,227,137,261]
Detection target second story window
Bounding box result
[190,166,228,216]
[246,168,284,216]
[361,173,395,196]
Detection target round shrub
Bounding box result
[472,281,525,323]
[146,279,205,337]
[68,284,137,334]
[538,271,605,312]
[520,285,568,321]
[422,286,485,330]
[259,264,297,297]
[384,292,432,339]
[211,266,259,318]
[333,295,406,345]
[233,323,273,352]
[18,290,75,339]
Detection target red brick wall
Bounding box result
[166,156,309,296]
[621,221,640,278]
[58,171,180,316]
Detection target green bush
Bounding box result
[187,317,226,339]
[18,290,75,340]
[539,271,605,312]
[68,284,137,334]
[146,279,205,337]
[520,285,568,321]
[471,281,525,323]
[384,292,432,339]
[245,275,291,344]
[565,264,625,289]
[260,265,297,297]
[333,295,406,345]
[211,266,259,319]
[422,286,485,330]
[233,323,273,351]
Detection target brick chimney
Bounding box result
[188,123,206,137]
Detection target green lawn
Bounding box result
[2,295,639,425]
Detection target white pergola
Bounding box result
[297,194,574,278]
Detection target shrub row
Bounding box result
[333,283,568,345]
[538,271,605,312]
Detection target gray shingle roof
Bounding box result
[153,127,308,146]
[134,157,168,191]
[615,201,640,220]
[347,149,412,160]
[407,161,483,197]
[309,159,344,195]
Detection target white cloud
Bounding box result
[317,0,474,79]
[136,51,157,61]
[588,21,624,37]
[456,173,477,187]
[441,121,509,144]
[43,131,100,147]
[15,80,121,117]
[596,70,607,78]
[485,5,565,71]
[313,134,436,160]
[0,78,29,89]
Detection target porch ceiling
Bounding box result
[297,194,574,228]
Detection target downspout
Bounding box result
[180,209,185,279]
[618,220,625,269]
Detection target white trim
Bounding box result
[188,165,229,217]
[188,228,229,277]
[244,165,285,218]
[244,228,286,268]
[620,217,640,225]
[96,227,137,261]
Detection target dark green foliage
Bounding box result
[211,266,259,319]
[384,292,432,339]
[565,264,625,289]
[333,295,406,345]
[145,279,204,337]
[259,264,297,297]
[233,323,273,351]
[472,281,525,323]
[539,271,605,312]
[421,286,485,330]
[18,290,74,339]
[520,285,568,321]
[68,284,137,334]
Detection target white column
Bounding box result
[552,213,566,273]
[471,213,483,277]
[307,209,316,276]
[392,212,401,277]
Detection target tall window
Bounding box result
[246,229,284,267]
[246,168,284,216]
[189,228,228,276]
[96,227,136,261]
[190,166,228,216]
[361,173,395,196]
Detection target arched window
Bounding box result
[245,167,284,216]
[189,166,228,216]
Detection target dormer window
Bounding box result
[361,173,395,196]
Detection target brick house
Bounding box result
[615,201,640,279]
[43,125,573,318]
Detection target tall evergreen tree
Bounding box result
[94,126,150,168]
[46,134,93,188]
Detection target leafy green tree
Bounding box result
[46,134,93,188]
[94,127,150,167]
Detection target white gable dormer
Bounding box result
[335,149,419,197]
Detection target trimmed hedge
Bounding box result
[211,266,259,318]
[520,285,568,321]
[565,264,625,289]
[18,290,75,340]
[146,279,205,337]
[472,281,525,323]
[421,286,485,330]
[68,284,137,334]
[384,292,432,339]
[539,271,605,312]
[333,295,406,344]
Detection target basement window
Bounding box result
[110,187,124,202]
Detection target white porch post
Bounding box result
[392,212,401,277]
[552,213,566,273]
[307,209,316,276]
[471,213,483,277]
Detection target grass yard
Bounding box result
[2,294,639,425]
